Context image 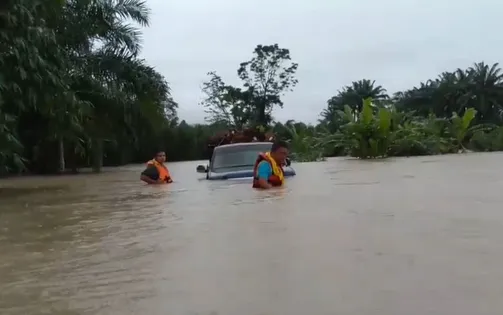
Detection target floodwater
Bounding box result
[1,153,503,315]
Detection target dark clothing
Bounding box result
[141,165,160,180]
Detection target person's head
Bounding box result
[154,150,166,163]
[270,140,289,164]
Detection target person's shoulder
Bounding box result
[142,164,158,175]
[143,164,157,171]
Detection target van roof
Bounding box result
[213,142,272,152]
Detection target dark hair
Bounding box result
[155,150,165,156]
[271,140,288,152]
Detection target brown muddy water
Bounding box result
[1,153,503,315]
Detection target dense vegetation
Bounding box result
[2,0,503,176]
[199,50,503,161]
[309,62,503,159]
[1,0,185,175]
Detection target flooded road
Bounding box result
[1,153,503,315]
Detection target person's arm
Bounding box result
[256,161,273,189]
[141,174,158,184]
[140,166,162,184]
[165,167,173,183]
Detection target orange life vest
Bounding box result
[252,152,284,188]
[146,159,172,183]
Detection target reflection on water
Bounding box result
[2,153,503,315]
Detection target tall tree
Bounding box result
[338,79,388,113]
[200,71,253,128]
[237,44,298,126]
[0,0,69,173]
[321,79,388,129]
[0,0,176,174]
[466,62,503,123]
[395,62,503,123]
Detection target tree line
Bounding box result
[313,62,503,158]
[188,44,503,161]
[2,0,503,176]
[1,0,178,175]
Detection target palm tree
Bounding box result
[466,62,503,123]
[320,79,388,131]
[1,0,173,173]
[61,0,171,172]
[330,79,388,114]
[0,0,68,173]
[395,63,503,123]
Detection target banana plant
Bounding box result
[338,98,392,158]
[450,107,477,151]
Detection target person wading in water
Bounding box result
[252,141,289,189]
[140,150,173,184]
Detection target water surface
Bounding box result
[1,153,503,315]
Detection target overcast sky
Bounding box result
[141,0,501,124]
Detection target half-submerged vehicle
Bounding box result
[196,142,296,180]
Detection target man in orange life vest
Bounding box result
[140,150,173,184]
[252,140,289,189]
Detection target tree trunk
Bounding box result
[258,103,267,126]
[69,144,79,174]
[92,138,103,173]
[120,149,130,165]
[58,138,65,173]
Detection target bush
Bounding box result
[316,98,481,159]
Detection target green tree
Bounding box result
[395,62,503,124]
[237,44,298,126]
[0,0,176,175]
[329,79,388,114]
[321,79,388,132]
[200,71,253,128]
[0,0,70,174]
[466,62,503,123]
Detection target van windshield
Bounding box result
[211,143,272,172]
